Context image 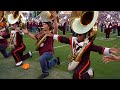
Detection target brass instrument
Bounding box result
[0,11,4,39]
[0,11,4,22]
[39,11,60,23]
[7,11,20,24]
[0,11,6,28]
[7,11,19,48]
[7,11,26,48]
[7,11,26,27]
[9,30,16,49]
[0,11,7,39]
[35,11,59,51]
[68,11,99,71]
[35,34,47,51]
[19,14,27,29]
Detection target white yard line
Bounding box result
[32,51,38,54]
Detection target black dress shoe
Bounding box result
[38,73,49,79]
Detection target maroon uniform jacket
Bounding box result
[0,28,9,48]
[10,30,31,64]
[10,30,24,47]
[53,35,111,75]
[105,23,112,33]
[35,32,54,55]
[0,18,9,48]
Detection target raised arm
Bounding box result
[51,11,59,34]
[23,28,36,40]
[53,34,71,44]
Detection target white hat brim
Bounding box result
[72,11,99,34]
[7,14,19,24]
[40,11,53,22]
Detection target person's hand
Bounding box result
[44,31,53,37]
[110,48,120,54]
[50,11,58,19]
[23,28,29,34]
[102,54,120,64]
[90,29,97,37]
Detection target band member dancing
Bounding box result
[24,11,60,79]
[10,22,32,67]
[47,26,118,79]
[0,11,11,58]
[46,10,118,79]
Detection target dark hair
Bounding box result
[43,21,53,30]
[39,22,43,27]
[12,22,19,26]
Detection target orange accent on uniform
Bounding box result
[84,41,92,51]
[78,41,91,79]
[58,36,60,41]
[69,36,73,54]
[101,48,105,54]
[13,44,24,62]
[78,60,90,79]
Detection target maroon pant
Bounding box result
[11,43,30,63]
[73,60,90,79]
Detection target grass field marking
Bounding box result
[32,51,38,54]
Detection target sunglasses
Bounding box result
[76,34,83,36]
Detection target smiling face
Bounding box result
[42,23,50,31]
[12,23,19,30]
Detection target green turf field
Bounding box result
[0,28,120,79]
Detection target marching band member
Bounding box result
[47,27,118,79]
[45,11,119,79]
[23,11,60,79]
[0,11,11,58]
[104,22,112,39]
[10,22,32,67]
